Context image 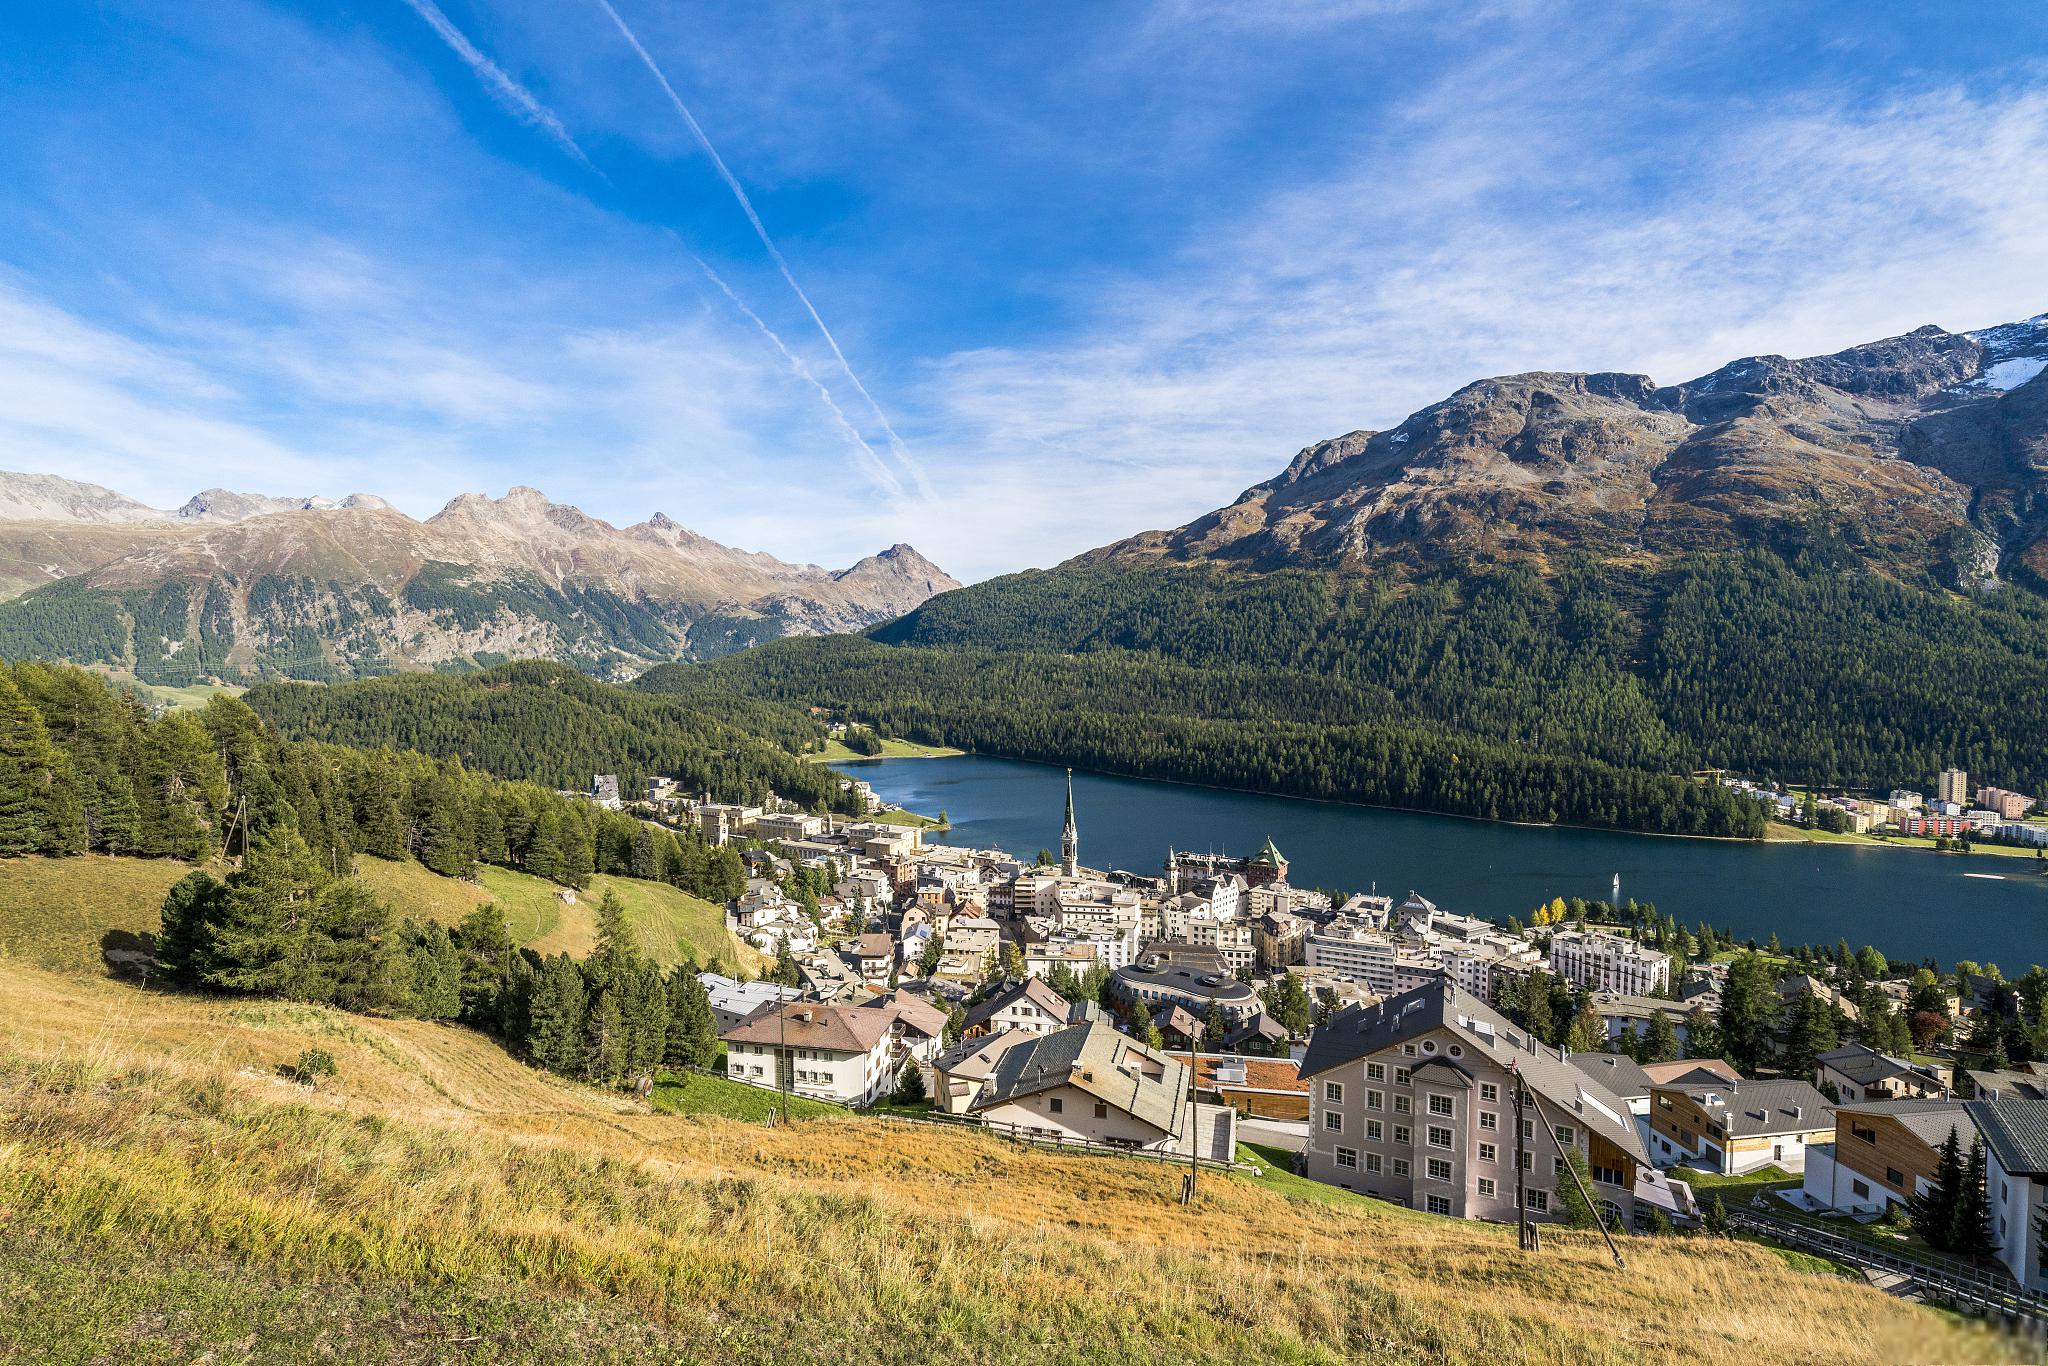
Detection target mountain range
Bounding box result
[0,478,955,682]
[1092,313,2048,588]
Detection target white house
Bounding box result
[721,999,925,1107]
[1965,1096,2048,1292]
[967,1020,1235,1162]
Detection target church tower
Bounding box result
[1061,768,1079,877]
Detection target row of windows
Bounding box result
[1045,1097,1113,1119]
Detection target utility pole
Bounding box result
[1514,1064,1531,1250]
[778,994,790,1126]
[1181,1024,1202,1205]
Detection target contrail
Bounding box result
[672,233,904,497]
[592,0,932,501]
[399,0,597,172]
[395,0,902,494]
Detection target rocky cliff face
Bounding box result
[1093,314,2048,588]
[0,477,957,681]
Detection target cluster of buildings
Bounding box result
[631,762,2045,1294]
[1715,767,2048,846]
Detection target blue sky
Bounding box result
[3,1,2046,581]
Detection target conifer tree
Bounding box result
[665,966,719,1069]
[1951,1138,1995,1259]
[402,918,463,1019]
[451,903,516,1025]
[1910,1126,1965,1250]
[304,879,406,1014]
[526,954,587,1075]
[1640,1010,1681,1063]
[204,827,326,998]
[156,869,226,985]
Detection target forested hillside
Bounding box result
[244,659,850,810]
[0,660,750,900]
[645,552,2048,835]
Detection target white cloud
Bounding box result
[910,84,2048,578]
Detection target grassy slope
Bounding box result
[806,737,964,762]
[0,853,757,980]
[0,961,2017,1366]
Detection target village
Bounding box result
[581,766,2048,1302]
[1722,765,2048,848]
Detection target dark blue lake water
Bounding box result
[837,754,2048,972]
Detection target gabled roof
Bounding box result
[1817,1044,1934,1088]
[963,977,1069,1032]
[1640,1058,1739,1087]
[1571,1051,1654,1101]
[1964,1097,2048,1176]
[1298,979,1646,1162]
[972,1021,1187,1135]
[861,987,949,1039]
[935,1027,1035,1083]
[1835,1098,1974,1149]
[1657,1078,1834,1137]
[722,1001,896,1054]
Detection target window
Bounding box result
[1449,1044,1464,1058]
[1394,1067,1412,1085]
[1426,1194,1452,1215]
[1095,1102,1109,1119]
[1336,1147,1358,1170]
[1477,1177,1496,1197]
[1553,1125,1575,1146]
[1851,1179,1870,1199]
[1394,1094,1412,1115]
[1392,1158,1411,1177]
[1394,1125,1411,1146]
[1365,1153,1383,1174]
[1428,1125,1453,1149]
[1366,1062,1385,1081]
[1525,1190,1549,1212]
[1479,1111,1498,1132]
[1366,1120,1383,1142]
[1480,1082,1499,1103]
[1885,1167,1904,1187]
[1400,1045,1416,1058]
[1049,1097,1064,1114]
[1325,1111,1343,1133]
[1366,1090,1384,1111]
[1553,1157,1566,1177]
[1323,1081,1344,1104]
[1519,1152,1532,1171]
[1428,1094,1455,1117]
[1427,1158,1453,1182]
[1478,1142,1497,1163]
[1592,1163,1624,1186]
[1851,1123,1877,1145]
[1422,1040,1438,1054]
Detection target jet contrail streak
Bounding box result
[395,0,901,495]
[592,0,931,501]
[399,0,597,172]
[674,234,904,498]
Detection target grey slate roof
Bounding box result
[1816,1044,1931,1088]
[1659,1078,1834,1138]
[1835,1097,1973,1149]
[1298,979,1647,1162]
[1964,1097,2048,1176]
[1571,1051,1654,1102]
[972,1020,1188,1135]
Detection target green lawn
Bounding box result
[1231,1141,1436,1222]
[806,737,964,763]
[861,808,946,829]
[82,665,246,711]
[1668,1163,1799,1200]
[0,855,198,973]
[1767,820,2048,861]
[650,1070,844,1122]
[358,857,756,971]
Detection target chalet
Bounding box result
[698,973,798,1033]
[1969,1068,2048,1101]
[961,977,1075,1040]
[933,1028,1034,1114]
[1814,1044,1949,1102]
[1802,1098,1974,1216]
[845,932,896,987]
[968,1020,1236,1162]
[1648,1078,1835,1175]
[722,1001,908,1107]
[1299,980,1694,1229]
[858,988,949,1067]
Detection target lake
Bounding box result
[835,754,2048,972]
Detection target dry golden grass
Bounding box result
[0,961,2020,1366]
